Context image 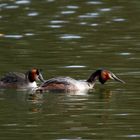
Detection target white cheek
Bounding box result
[109,73,114,79]
[35,75,39,81]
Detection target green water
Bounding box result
[0,0,140,139]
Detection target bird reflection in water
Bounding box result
[97,88,113,101]
[27,93,43,113]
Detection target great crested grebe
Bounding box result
[0,68,44,89]
[37,69,125,92]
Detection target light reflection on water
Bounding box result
[15,0,30,5]
[27,12,39,17]
[60,34,82,40]
[61,10,76,15]
[79,12,100,18]
[3,34,23,39]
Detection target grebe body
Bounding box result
[38,69,125,92]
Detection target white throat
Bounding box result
[28,81,37,88]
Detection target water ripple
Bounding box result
[66,5,79,9]
[2,123,18,127]
[90,23,98,27]
[50,20,68,24]
[0,3,8,8]
[87,1,103,5]
[112,18,126,22]
[61,11,76,15]
[24,33,34,36]
[4,34,23,39]
[48,25,62,28]
[49,20,68,28]
[118,52,132,56]
[79,22,87,25]
[15,0,30,5]
[5,5,19,9]
[47,0,55,2]
[99,8,112,12]
[79,12,99,18]
[119,134,140,138]
[27,12,39,17]
[60,34,82,40]
[64,65,86,68]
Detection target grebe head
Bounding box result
[87,69,125,84]
[98,69,125,84]
[27,68,45,83]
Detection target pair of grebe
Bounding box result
[0,68,125,92]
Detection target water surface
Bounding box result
[0,0,140,139]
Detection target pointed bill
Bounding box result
[110,73,125,84]
[38,73,45,82]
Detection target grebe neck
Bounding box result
[25,71,35,83]
[87,70,102,84]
